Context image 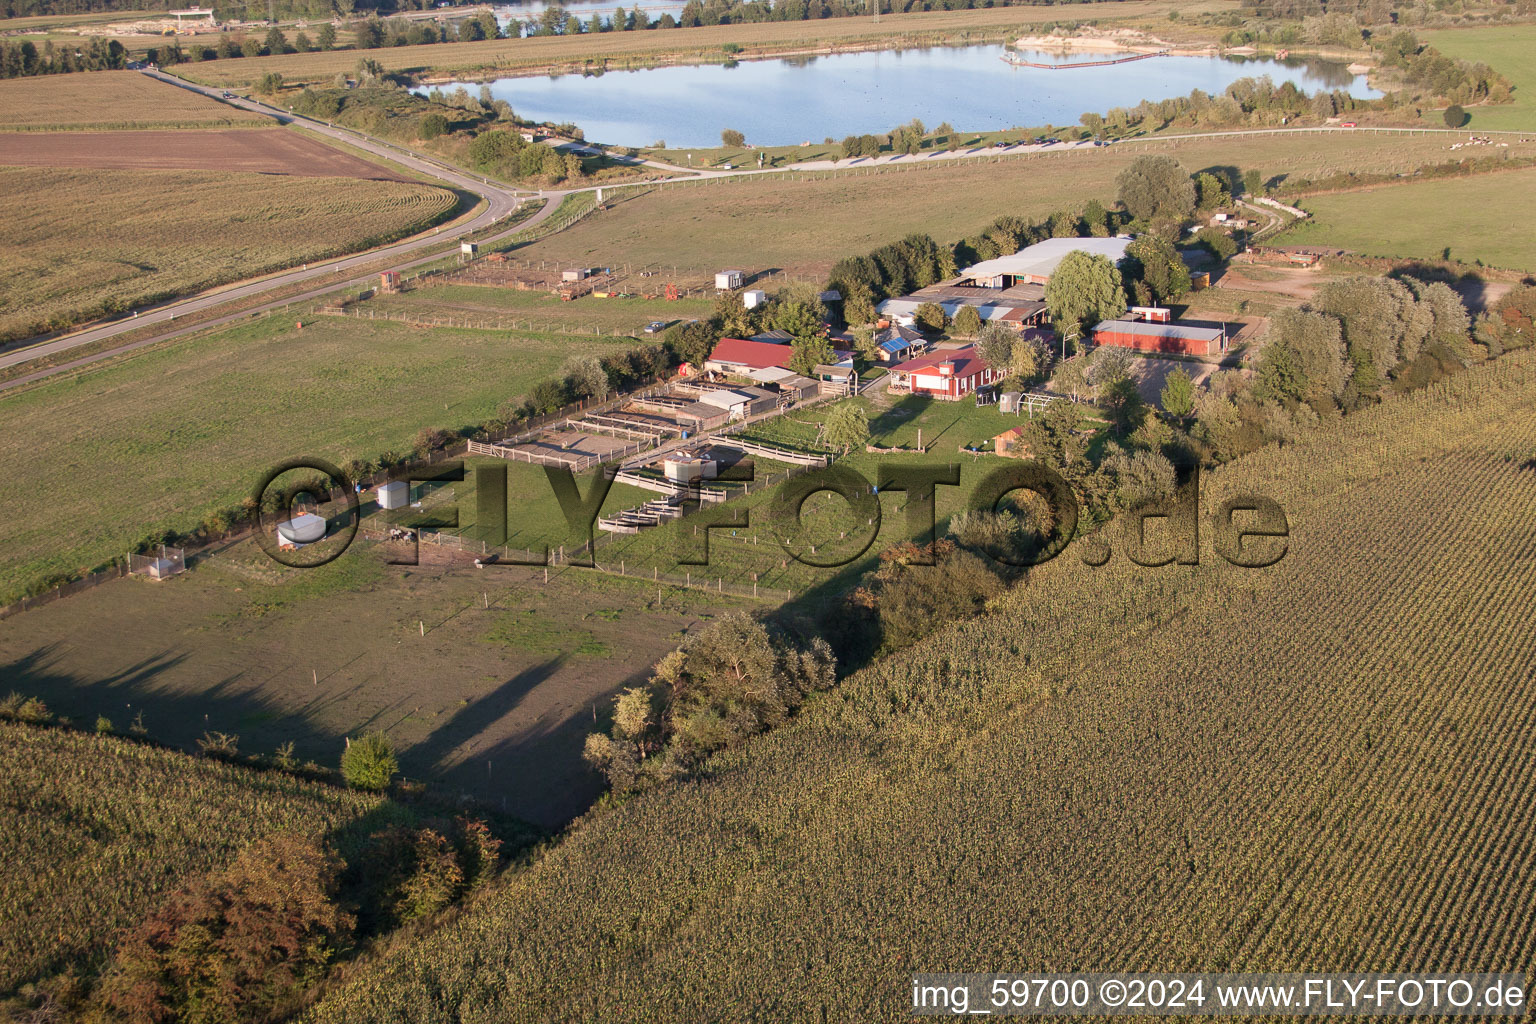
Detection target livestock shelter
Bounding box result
[704,337,795,376]
[128,546,186,580]
[1092,318,1227,357]
[812,363,857,397]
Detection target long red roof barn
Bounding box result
[704,337,795,374]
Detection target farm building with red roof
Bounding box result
[704,337,794,375]
[889,345,998,400]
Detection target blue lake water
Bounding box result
[422,44,1379,149]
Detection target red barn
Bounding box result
[890,346,998,399]
[1091,319,1227,357]
[704,337,794,375]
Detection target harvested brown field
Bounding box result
[0,165,457,341]
[0,70,268,131]
[0,127,412,179]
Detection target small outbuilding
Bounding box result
[377,481,409,510]
[715,269,745,290]
[742,289,767,309]
[276,512,327,550]
[998,391,1024,414]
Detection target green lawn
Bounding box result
[1422,25,1536,132]
[1276,167,1536,272]
[0,314,631,602]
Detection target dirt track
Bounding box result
[0,128,413,181]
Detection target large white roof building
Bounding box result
[961,237,1133,287]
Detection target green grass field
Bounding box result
[1277,166,1536,271]
[511,131,1532,272]
[302,349,1536,1023]
[0,70,269,131]
[0,166,458,342]
[369,282,717,334]
[1422,25,1536,132]
[0,314,634,603]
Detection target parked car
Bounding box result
[221,91,234,99]
[643,321,669,335]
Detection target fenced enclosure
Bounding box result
[127,546,185,580]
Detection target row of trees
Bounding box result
[0,36,124,78]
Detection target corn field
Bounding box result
[0,723,386,993]
[302,351,1536,1022]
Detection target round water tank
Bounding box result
[277,513,327,546]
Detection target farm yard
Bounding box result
[0,166,458,341]
[0,313,630,602]
[0,71,269,132]
[0,537,743,829]
[300,350,1536,1023]
[0,127,418,178]
[507,131,1531,272]
[442,391,1067,606]
[1276,166,1536,273]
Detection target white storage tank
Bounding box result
[276,512,327,549]
[377,480,409,510]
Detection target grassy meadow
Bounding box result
[0,166,457,341]
[0,721,391,993]
[303,349,1536,1022]
[0,313,634,602]
[511,131,1526,272]
[0,71,269,131]
[1422,24,1536,132]
[1277,166,1536,271]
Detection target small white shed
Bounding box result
[742,289,767,309]
[377,481,409,510]
[715,269,744,290]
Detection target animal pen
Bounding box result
[127,546,186,580]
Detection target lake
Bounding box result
[421,45,1380,149]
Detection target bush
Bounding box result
[952,305,984,337]
[420,112,449,139]
[914,301,949,333]
[721,128,746,147]
[341,732,398,791]
[1443,104,1467,128]
[94,834,351,1024]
